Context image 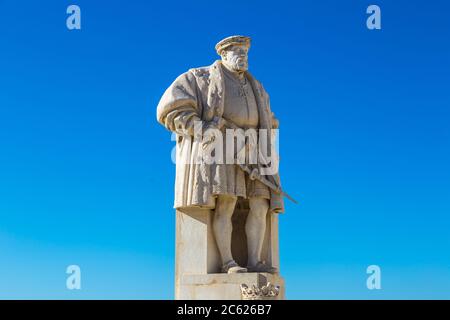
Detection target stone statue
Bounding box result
[156,35,284,278]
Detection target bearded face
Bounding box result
[221,44,249,72]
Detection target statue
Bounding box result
[156,35,286,279]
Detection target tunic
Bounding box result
[210,66,270,200]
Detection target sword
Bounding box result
[237,163,298,204]
[209,116,298,204]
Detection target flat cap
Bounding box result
[215,35,251,55]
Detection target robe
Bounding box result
[156,60,284,213]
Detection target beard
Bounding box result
[225,56,248,72]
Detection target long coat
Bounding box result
[156,60,284,213]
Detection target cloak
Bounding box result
[156,60,284,213]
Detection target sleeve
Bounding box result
[156,71,202,136]
[263,88,279,129]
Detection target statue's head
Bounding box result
[215,35,251,72]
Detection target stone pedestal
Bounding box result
[180,273,285,300]
[175,199,285,300]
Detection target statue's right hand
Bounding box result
[205,116,225,131]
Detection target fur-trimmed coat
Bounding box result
[156,60,284,213]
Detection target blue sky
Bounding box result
[0,0,449,299]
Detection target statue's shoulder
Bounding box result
[188,65,212,80]
[170,66,211,89]
[187,64,217,90]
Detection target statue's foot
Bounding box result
[222,260,247,274]
[247,261,278,274]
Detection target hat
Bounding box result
[215,35,251,55]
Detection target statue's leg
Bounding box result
[213,194,242,272]
[246,197,278,273]
[246,197,269,267]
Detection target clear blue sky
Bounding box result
[0,0,449,299]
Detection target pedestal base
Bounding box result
[177,273,285,300]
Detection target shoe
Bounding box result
[247,261,278,274]
[221,260,248,274]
